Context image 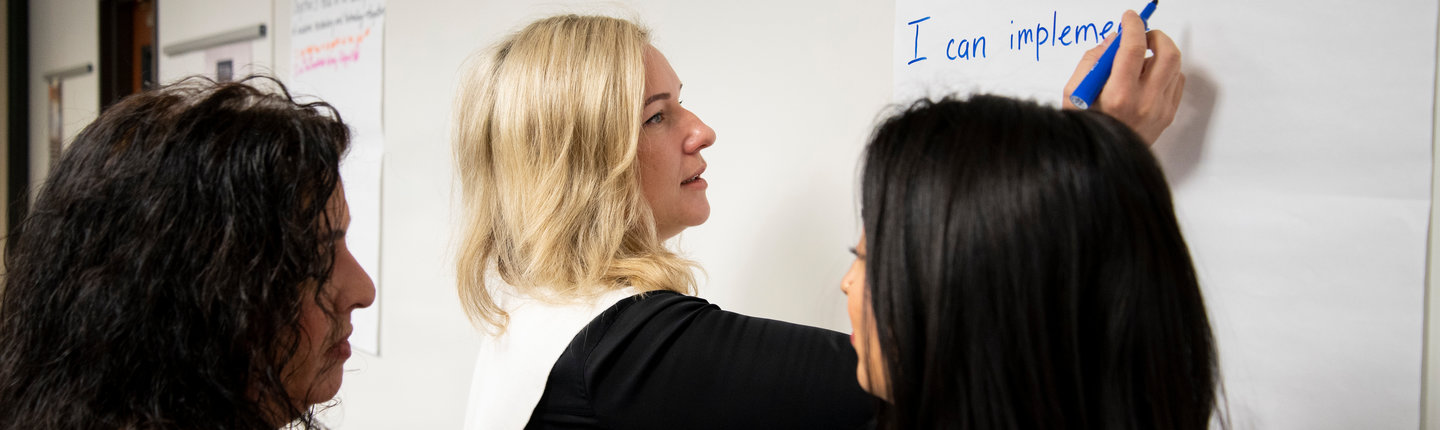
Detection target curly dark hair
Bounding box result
[0,76,351,429]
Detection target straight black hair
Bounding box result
[0,76,350,429]
[861,95,1219,430]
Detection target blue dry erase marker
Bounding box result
[1069,1,1157,109]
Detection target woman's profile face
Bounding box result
[638,45,716,240]
[842,234,888,399]
[284,185,376,408]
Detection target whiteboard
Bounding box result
[894,1,1436,429]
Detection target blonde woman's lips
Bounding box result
[681,165,706,186]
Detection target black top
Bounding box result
[525,291,877,429]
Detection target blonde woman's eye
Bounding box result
[645,112,664,126]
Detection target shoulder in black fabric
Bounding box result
[527,291,878,430]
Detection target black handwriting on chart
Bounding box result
[904,11,1116,65]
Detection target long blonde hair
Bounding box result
[453,15,698,330]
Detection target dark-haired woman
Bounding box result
[0,77,375,429]
[841,95,1220,429]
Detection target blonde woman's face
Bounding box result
[639,45,716,240]
[842,234,888,400]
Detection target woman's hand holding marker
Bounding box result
[1063,9,1185,145]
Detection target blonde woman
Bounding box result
[454,12,1184,430]
[454,15,870,429]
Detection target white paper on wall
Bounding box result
[291,0,386,355]
[893,1,1435,428]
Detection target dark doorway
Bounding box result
[7,0,28,235]
[99,0,157,109]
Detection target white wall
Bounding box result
[29,0,97,189]
[1426,4,1440,426]
[156,0,274,84]
[30,0,274,182]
